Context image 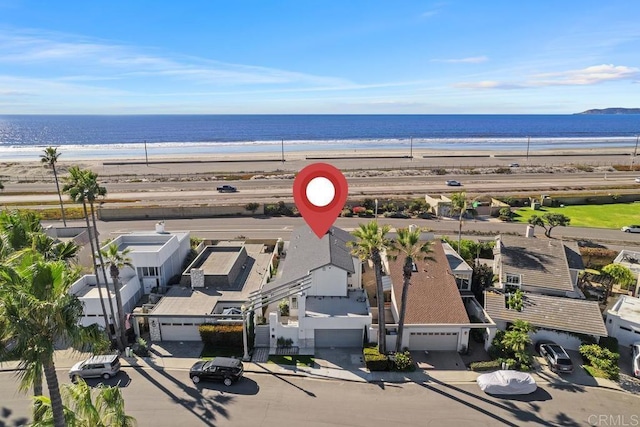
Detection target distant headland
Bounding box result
[576,108,640,115]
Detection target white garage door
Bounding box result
[409,331,458,351]
[159,322,201,341]
[315,329,363,348]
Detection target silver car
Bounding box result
[621,225,640,233]
[69,354,121,381]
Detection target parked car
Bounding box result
[477,370,537,395]
[217,184,238,193]
[189,357,244,386]
[632,342,640,378]
[445,180,462,186]
[69,354,121,381]
[621,225,640,233]
[539,343,574,374]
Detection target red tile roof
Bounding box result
[388,240,470,324]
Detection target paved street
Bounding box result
[1,367,639,427]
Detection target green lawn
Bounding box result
[200,345,244,360]
[267,355,315,367]
[513,203,640,229]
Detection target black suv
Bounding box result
[189,357,244,386]
[540,343,574,374]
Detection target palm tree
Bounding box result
[349,221,393,354]
[101,243,133,349]
[63,166,115,344]
[33,378,137,427]
[40,147,67,227]
[389,227,433,353]
[0,256,97,427]
[450,192,468,255]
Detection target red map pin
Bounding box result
[293,163,349,238]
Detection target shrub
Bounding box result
[352,206,366,214]
[341,208,353,217]
[579,343,620,380]
[244,202,260,214]
[598,336,619,354]
[276,337,294,348]
[498,207,512,221]
[391,351,414,371]
[264,204,280,216]
[363,346,389,371]
[495,167,512,174]
[199,324,243,347]
[433,168,447,175]
[470,360,501,371]
[278,299,290,316]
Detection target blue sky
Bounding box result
[0,0,639,114]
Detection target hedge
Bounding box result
[363,347,389,371]
[599,336,619,354]
[199,323,243,347]
[470,360,502,372]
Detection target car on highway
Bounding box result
[217,184,238,193]
[635,177,640,183]
[69,354,121,381]
[189,357,244,386]
[477,370,537,395]
[445,180,462,186]
[632,342,640,378]
[621,225,640,233]
[509,163,520,167]
[539,343,574,374]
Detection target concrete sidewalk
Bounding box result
[0,348,623,393]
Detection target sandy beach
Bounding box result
[1,146,636,183]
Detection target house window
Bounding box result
[138,267,159,277]
[505,273,521,285]
[291,297,298,310]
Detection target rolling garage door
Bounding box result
[159,322,201,341]
[315,329,363,348]
[409,331,458,351]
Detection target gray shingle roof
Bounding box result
[485,290,607,337]
[564,241,585,271]
[498,235,575,292]
[278,225,355,285]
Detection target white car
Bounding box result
[477,370,537,395]
[632,342,640,378]
[635,177,640,183]
[621,225,640,233]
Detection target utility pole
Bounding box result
[410,136,413,160]
[281,139,285,163]
[144,140,149,166]
[631,135,639,172]
[526,136,530,162]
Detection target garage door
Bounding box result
[409,331,458,351]
[159,322,201,341]
[315,329,362,348]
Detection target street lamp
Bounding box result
[374,199,378,217]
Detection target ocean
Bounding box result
[0,114,638,160]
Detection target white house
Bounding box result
[613,249,640,296]
[108,223,191,294]
[606,295,640,347]
[69,274,141,329]
[267,226,371,349]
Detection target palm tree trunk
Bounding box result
[372,249,386,354]
[42,358,65,427]
[112,275,128,348]
[89,201,124,351]
[82,201,113,342]
[458,212,463,255]
[32,366,43,422]
[52,165,67,227]
[396,258,412,353]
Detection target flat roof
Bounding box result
[73,283,115,299]
[305,289,369,317]
[196,246,244,275]
[486,291,607,337]
[609,295,640,323]
[118,241,166,253]
[151,243,271,316]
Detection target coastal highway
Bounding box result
[3,172,640,206]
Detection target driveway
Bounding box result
[535,350,600,387]
[314,348,364,370]
[413,351,466,370]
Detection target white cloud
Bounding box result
[432,56,488,64]
[454,64,639,90]
[530,64,639,86]
[0,28,350,87]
